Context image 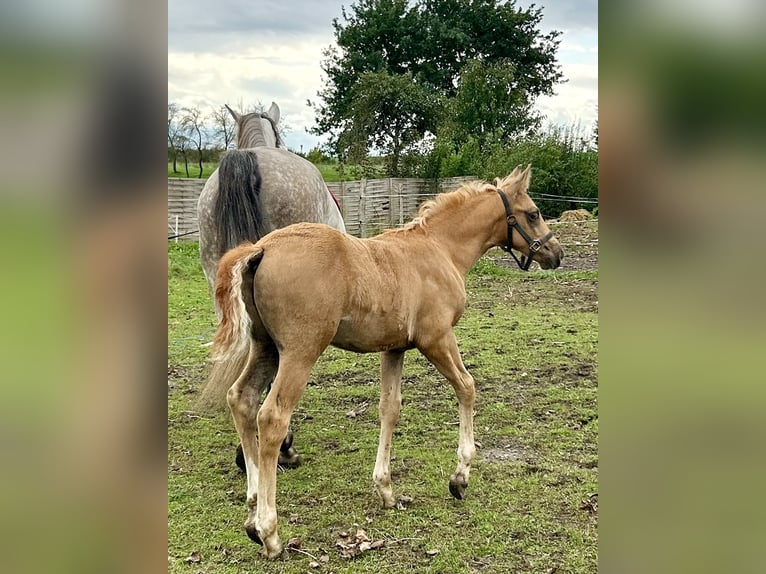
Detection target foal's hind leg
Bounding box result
[254,352,318,559]
[226,340,278,544]
[419,332,476,500]
[373,350,404,508]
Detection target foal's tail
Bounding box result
[197,242,264,411]
[214,150,266,252]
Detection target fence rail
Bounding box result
[168,176,597,241]
[168,176,477,240]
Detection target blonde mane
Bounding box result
[393,166,530,234]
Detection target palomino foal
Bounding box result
[202,165,563,558]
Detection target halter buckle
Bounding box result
[529,239,542,252]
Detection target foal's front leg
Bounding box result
[419,332,476,499]
[373,350,404,508]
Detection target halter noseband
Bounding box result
[496,189,554,271]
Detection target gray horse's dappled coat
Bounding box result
[196,103,345,296]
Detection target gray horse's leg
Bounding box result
[236,426,302,471]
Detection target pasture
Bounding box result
[168,220,598,573]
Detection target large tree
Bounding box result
[311,0,562,163]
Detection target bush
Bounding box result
[418,123,598,218]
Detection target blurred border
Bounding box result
[0,1,167,572]
[601,1,766,572]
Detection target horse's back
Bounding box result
[252,223,464,353]
[244,148,345,233]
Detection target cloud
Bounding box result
[168,0,598,149]
[518,0,598,32]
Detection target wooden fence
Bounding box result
[168,176,477,241]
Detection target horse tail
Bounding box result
[214,150,265,253]
[197,242,264,411]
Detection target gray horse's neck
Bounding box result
[237,116,280,148]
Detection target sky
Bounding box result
[168,0,597,152]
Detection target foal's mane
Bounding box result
[393,167,530,234]
[406,181,496,230]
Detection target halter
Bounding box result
[496,189,554,271]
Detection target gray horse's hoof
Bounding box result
[278,448,303,469]
[235,431,302,472]
[449,476,468,500]
[245,523,263,545]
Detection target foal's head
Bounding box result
[496,165,564,270]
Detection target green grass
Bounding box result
[169,162,218,179]
[168,243,598,573]
[167,161,373,182]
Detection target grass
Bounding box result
[169,162,218,179]
[168,242,598,573]
[168,162,378,182]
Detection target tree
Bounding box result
[439,59,541,149]
[211,105,236,150]
[311,0,562,162]
[168,103,183,173]
[340,71,440,175]
[181,106,207,178]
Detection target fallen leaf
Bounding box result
[286,537,302,549]
[355,528,369,542]
[184,551,201,563]
[359,541,372,552]
[309,560,320,568]
[370,540,385,550]
[426,549,439,557]
[320,554,330,563]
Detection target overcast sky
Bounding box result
[168,0,597,152]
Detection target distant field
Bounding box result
[168,162,217,179]
[168,162,372,182]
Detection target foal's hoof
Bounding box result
[245,523,263,546]
[235,443,246,473]
[449,476,468,500]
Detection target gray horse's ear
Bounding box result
[225,104,240,123]
[267,101,280,124]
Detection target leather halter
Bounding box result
[496,189,554,271]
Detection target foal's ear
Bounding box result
[522,164,532,183]
[225,104,241,123]
[267,101,280,124]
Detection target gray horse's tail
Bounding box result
[214,150,265,252]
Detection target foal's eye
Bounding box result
[527,211,540,221]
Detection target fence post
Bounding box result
[359,179,366,238]
[174,215,179,243]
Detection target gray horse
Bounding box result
[197,102,346,469]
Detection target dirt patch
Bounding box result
[481,446,525,463]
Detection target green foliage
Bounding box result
[440,59,540,149]
[306,145,332,165]
[414,123,598,218]
[313,0,562,163]
[339,70,440,175]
